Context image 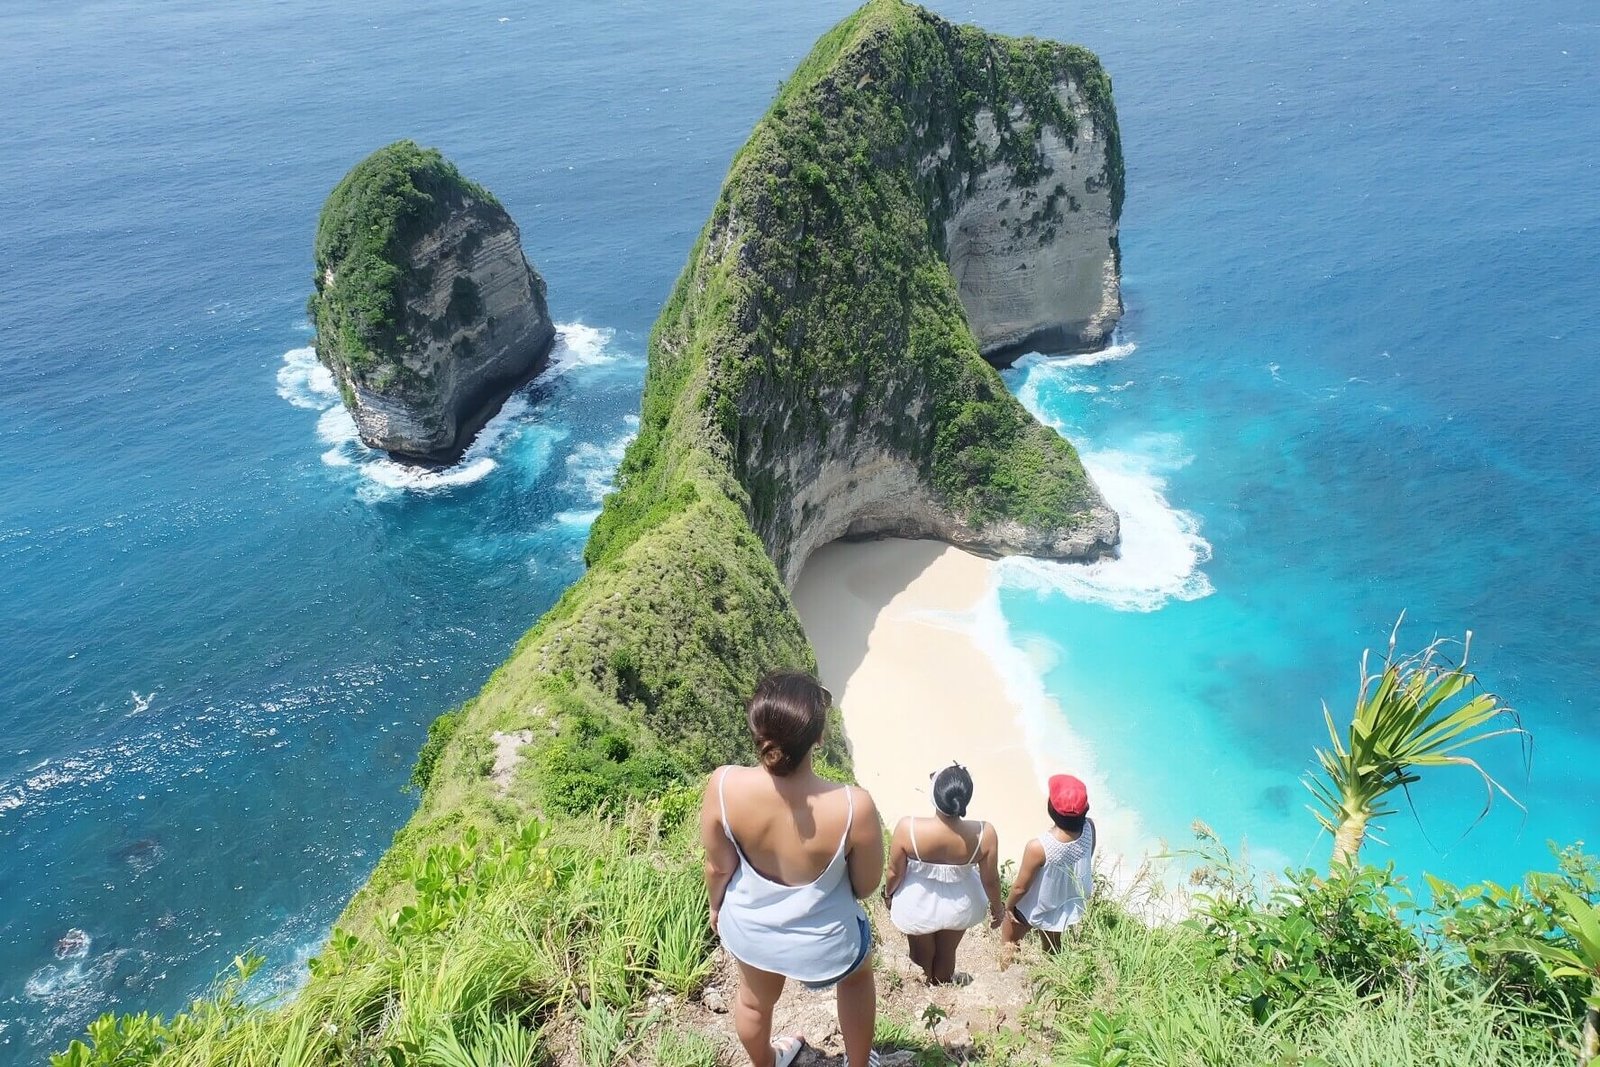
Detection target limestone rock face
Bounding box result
[941,91,1122,362]
[310,142,555,463]
[753,383,1119,589]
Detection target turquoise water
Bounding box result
[1,0,1596,1060]
[995,0,1600,880]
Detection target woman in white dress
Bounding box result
[700,670,885,1067]
[1002,773,1096,959]
[882,764,1003,984]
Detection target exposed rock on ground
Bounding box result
[941,97,1123,363]
[680,897,1054,1067]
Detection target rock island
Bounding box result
[309,141,556,463]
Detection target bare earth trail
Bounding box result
[685,896,1053,1066]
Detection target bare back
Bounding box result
[903,816,990,865]
[718,765,857,886]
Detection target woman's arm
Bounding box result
[1004,839,1046,914]
[699,768,739,933]
[845,787,886,900]
[978,823,1004,926]
[882,818,909,903]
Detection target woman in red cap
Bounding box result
[1000,773,1096,958]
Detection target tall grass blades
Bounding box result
[53,812,712,1067]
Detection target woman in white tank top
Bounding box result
[1002,773,1097,960]
[700,671,885,1067]
[883,764,1003,984]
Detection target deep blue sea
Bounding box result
[1,0,1595,1060]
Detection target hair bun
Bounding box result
[931,763,974,817]
[758,739,794,775]
[747,670,829,778]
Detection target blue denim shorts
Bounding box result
[801,916,873,991]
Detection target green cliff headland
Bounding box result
[353,0,1125,922]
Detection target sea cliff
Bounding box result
[309,141,556,462]
[348,0,1122,919]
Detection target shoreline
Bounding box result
[792,538,1153,881]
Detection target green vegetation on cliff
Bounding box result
[349,0,1127,922]
[309,140,494,389]
[591,0,1123,575]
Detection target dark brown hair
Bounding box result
[747,669,829,777]
[1048,802,1088,834]
[932,763,973,817]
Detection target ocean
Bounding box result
[1,0,1595,1060]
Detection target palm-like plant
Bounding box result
[1492,889,1600,1066]
[1304,614,1525,869]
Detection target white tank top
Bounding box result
[715,768,868,983]
[1015,820,1095,931]
[888,817,989,935]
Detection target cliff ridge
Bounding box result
[346,1,1126,921]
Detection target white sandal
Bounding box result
[772,1034,805,1067]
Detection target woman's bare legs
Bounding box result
[835,958,876,1067]
[906,932,936,982]
[930,928,966,984]
[733,959,787,1067]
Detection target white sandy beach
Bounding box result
[792,538,1152,877]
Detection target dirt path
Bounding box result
[681,898,1051,1066]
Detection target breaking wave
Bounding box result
[996,439,1214,612]
[277,324,633,498]
[1003,338,1213,612]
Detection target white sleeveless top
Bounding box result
[888,817,989,935]
[715,768,868,983]
[1014,820,1095,932]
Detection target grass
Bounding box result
[1028,903,1567,1066]
[335,0,1125,925]
[53,808,713,1067]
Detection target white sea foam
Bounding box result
[544,323,633,378]
[275,347,337,409]
[1053,337,1139,368]
[554,508,602,528]
[998,442,1213,612]
[279,322,633,497]
[563,414,638,502]
[352,394,538,492]
[1006,341,1213,613]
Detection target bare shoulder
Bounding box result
[842,783,880,835]
[845,782,879,817]
[1021,836,1046,863]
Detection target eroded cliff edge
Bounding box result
[310,141,556,462]
[348,0,1123,919]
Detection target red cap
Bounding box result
[1048,774,1089,817]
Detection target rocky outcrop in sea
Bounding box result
[309,141,555,463]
